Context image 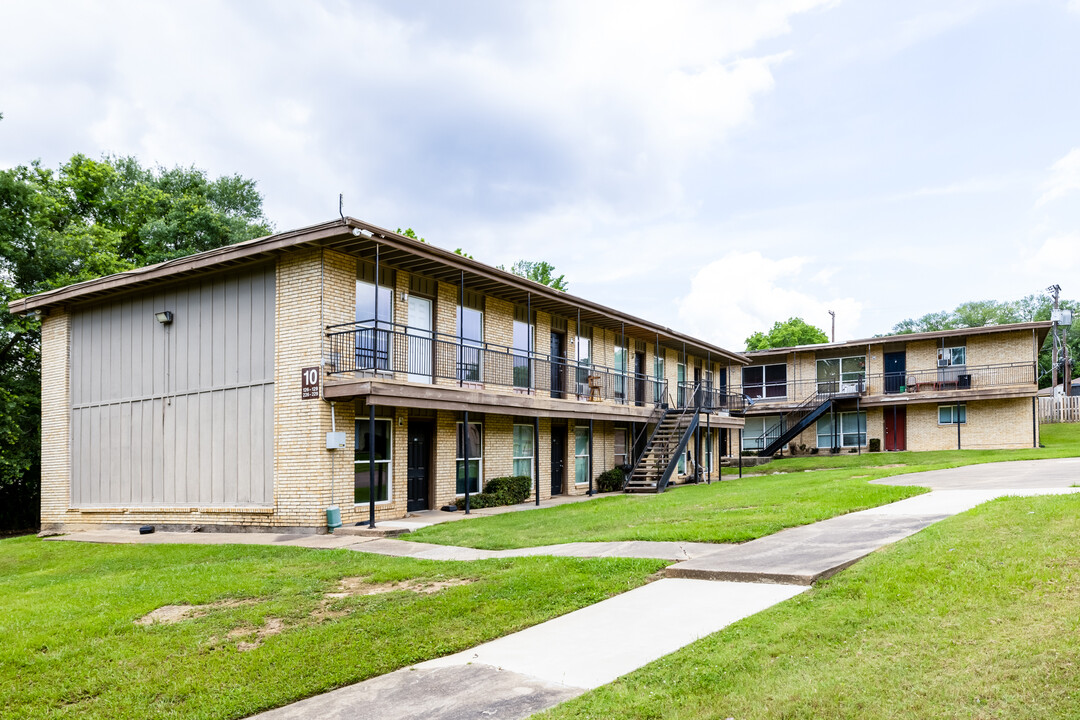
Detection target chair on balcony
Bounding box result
[587,374,602,402]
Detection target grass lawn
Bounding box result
[407,423,1080,551]
[0,538,665,720]
[540,491,1080,719]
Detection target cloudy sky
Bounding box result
[2,1,1079,350]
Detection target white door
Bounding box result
[407,296,433,383]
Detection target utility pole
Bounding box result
[1049,284,1061,393]
[828,310,836,343]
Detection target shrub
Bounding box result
[454,475,531,510]
[596,468,625,493]
[868,438,881,452]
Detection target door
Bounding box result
[884,351,906,394]
[407,422,432,511]
[550,331,566,399]
[634,351,646,406]
[884,406,907,451]
[550,424,566,495]
[407,296,433,383]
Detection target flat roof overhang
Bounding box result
[741,386,1038,415]
[324,377,744,427]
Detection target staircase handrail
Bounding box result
[622,404,667,490]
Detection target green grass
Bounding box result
[540,492,1080,719]
[407,424,1080,551]
[0,539,665,720]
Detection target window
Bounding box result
[743,364,787,399]
[513,424,534,478]
[939,404,967,424]
[614,428,629,468]
[654,354,666,399]
[816,356,866,393]
[456,305,484,382]
[703,429,713,472]
[938,346,966,366]
[614,341,627,400]
[456,422,482,494]
[512,315,533,388]
[677,363,686,406]
[574,426,590,484]
[355,419,391,503]
[742,415,784,450]
[355,279,393,371]
[576,328,592,390]
[816,411,866,449]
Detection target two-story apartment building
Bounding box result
[731,323,1051,455]
[13,218,748,533]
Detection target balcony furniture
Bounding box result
[587,374,602,402]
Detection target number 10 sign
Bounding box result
[301,366,320,399]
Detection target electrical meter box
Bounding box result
[326,431,347,450]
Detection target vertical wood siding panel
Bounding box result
[235,386,251,504]
[106,402,120,505]
[213,282,226,391]
[237,273,252,385]
[108,302,122,400]
[200,282,214,392]
[70,410,81,506]
[211,390,225,504]
[173,394,186,504]
[163,396,175,505]
[250,272,265,382]
[249,384,264,504]
[185,393,200,503]
[224,274,239,386]
[141,400,154,504]
[120,402,131,505]
[199,392,213,503]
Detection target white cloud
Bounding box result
[1036,148,1080,207]
[1029,233,1080,274]
[675,251,862,350]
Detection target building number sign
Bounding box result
[301,366,320,400]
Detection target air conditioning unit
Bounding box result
[938,359,950,367]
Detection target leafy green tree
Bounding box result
[891,294,1080,388]
[745,317,829,351]
[497,260,569,291]
[0,153,272,530]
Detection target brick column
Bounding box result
[39,310,71,530]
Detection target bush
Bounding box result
[596,468,626,493]
[454,475,531,510]
[868,438,881,452]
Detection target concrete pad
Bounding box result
[860,488,1080,517]
[250,664,585,720]
[351,538,504,561]
[666,513,948,585]
[418,578,805,689]
[332,525,410,538]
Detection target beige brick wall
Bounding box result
[39,311,71,530]
[906,398,1036,450]
[968,330,1037,367]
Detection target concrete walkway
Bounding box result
[48,458,1080,720]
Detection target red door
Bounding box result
[884,406,906,451]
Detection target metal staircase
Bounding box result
[753,389,836,457]
[623,394,700,493]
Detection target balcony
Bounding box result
[675,382,748,415]
[733,361,1036,410]
[325,320,669,410]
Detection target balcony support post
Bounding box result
[738,429,742,478]
[368,402,376,528]
[956,398,962,450]
[458,271,464,388]
[857,397,862,456]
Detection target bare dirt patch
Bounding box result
[312,576,476,622]
[134,599,254,626]
[229,617,287,652]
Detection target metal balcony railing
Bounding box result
[675,382,748,415]
[731,362,1035,405]
[326,320,668,406]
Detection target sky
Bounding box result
[2,0,1079,351]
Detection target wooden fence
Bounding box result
[1039,396,1080,423]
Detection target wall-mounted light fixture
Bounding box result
[155,311,174,325]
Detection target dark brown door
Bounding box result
[884,407,907,451]
[550,424,566,495]
[407,422,433,511]
[550,332,566,399]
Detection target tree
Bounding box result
[745,317,829,351]
[0,153,272,530]
[497,260,569,291]
[890,294,1080,389]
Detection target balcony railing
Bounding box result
[326,320,668,406]
[731,362,1036,405]
[676,382,748,415]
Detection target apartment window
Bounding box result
[743,364,787,399]
[576,327,592,390]
[614,341,627,400]
[816,356,866,393]
[939,404,967,425]
[614,427,629,467]
[742,415,784,451]
[938,347,966,366]
[355,419,391,503]
[512,311,534,388]
[654,354,666,399]
[456,421,482,494]
[816,411,866,449]
[355,278,394,371]
[512,424,534,478]
[456,304,484,382]
[703,429,713,472]
[677,362,687,406]
[574,426,590,484]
